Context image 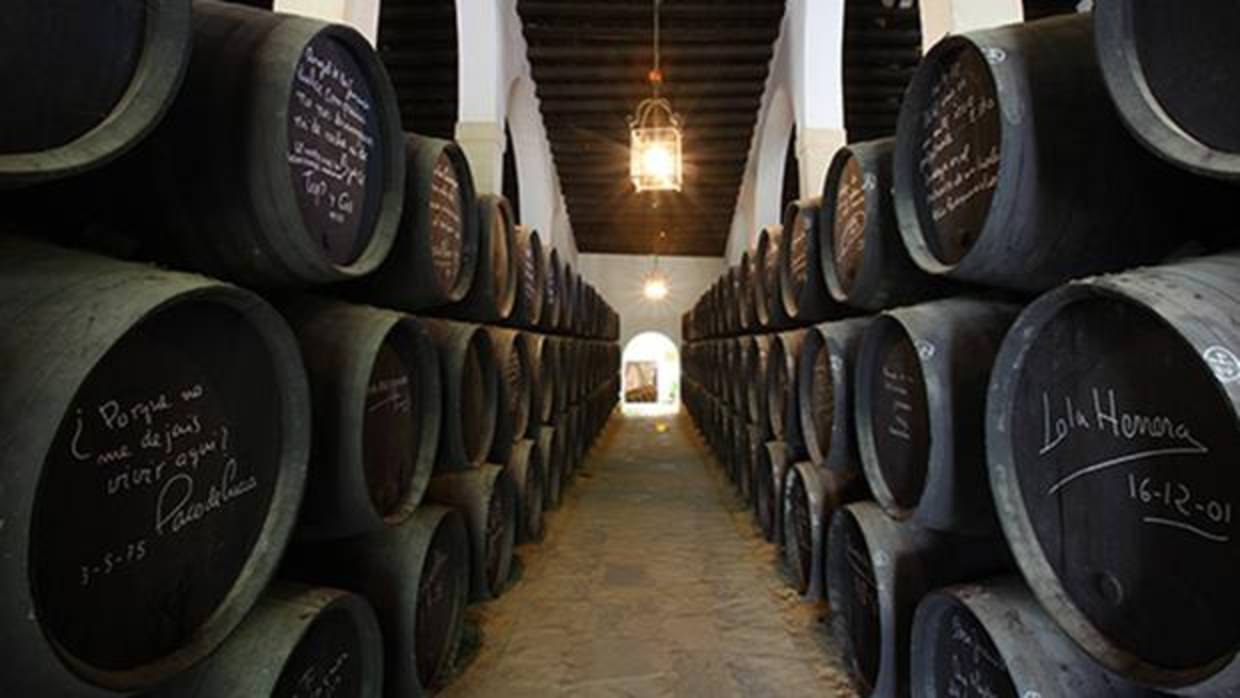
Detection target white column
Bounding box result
[274,0,381,45]
[455,121,506,196]
[797,127,846,203]
[919,0,1023,52]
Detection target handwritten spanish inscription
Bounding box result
[274,608,362,698]
[416,541,462,683]
[788,210,811,298]
[519,232,540,318]
[1011,298,1240,667]
[363,342,416,518]
[833,156,869,291]
[935,607,1017,698]
[430,153,464,292]
[33,308,280,669]
[871,331,930,508]
[288,35,381,265]
[842,524,881,685]
[918,46,1000,263]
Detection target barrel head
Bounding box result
[832,153,869,295]
[287,32,386,266]
[363,336,419,520]
[271,605,367,698]
[911,43,1000,266]
[32,302,283,672]
[862,318,930,514]
[1,1,146,154]
[1006,296,1240,671]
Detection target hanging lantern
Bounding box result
[643,269,670,301]
[628,0,683,193]
[629,97,683,193]
[642,231,670,301]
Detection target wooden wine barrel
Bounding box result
[745,425,766,515]
[780,198,852,325]
[987,253,1240,691]
[722,265,741,335]
[538,425,566,511]
[0,0,192,186]
[565,405,586,475]
[557,338,577,410]
[745,335,775,438]
[721,337,741,412]
[505,439,545,545]
[893,14,1213,293]
[826,502,1011,698]
[754,441,791,545]
[420,319,499,471]
[0,238,310,695]
[737,251,757,330]
[797,318,874,476]
[731,417,753,502]
[560,264,580,333]
[428,464,516,601]
[443,194,518,323]
[541,248,564,331]
[731,337,756,424]
[144,0,405,287]
[911,579,1163,698]
[820,138,958,311]
[509,225,547,328]
[748,228,777,329]
[145,583,383,698]
[285,505,470,696]
[856,297,1019,534]
[781,462,866,601]
[349,134,478,311]
[485,327,533,464]
[281,298,441,540]
[767,329,809,458]
[527,333,560,425]
[1096,2,1240,181]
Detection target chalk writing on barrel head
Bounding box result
[918,47,1000,262]
[287,36,380,265]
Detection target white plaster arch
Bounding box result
[621,331,681,414]
[726,0,848,264]
[505,74,558,242]
[752,85,796,241]
[451,0,578,266]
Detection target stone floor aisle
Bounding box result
[439,412,857,697]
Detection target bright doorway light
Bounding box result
[621,331,680,416]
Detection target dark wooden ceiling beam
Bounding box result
[536,81,764,99]
[519,2,783,20]
[523,25,778,43]
[534,64,768,82]
[542,96,760,113]
[544,111,757,127]
[527,44,773,62]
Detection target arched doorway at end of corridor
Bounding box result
[621,332,680,416]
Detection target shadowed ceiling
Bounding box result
[518,0,786,256]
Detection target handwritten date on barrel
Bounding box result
[79,539,149,587]
[1127,473,1232,543]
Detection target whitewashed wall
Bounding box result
[576,254,725,349]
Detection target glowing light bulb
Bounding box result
[642,143,674,182]
[643,276,669,301]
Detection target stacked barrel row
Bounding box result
[0,2,619,697]
[686,7,1238,698]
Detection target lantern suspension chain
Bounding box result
[651,0,662,96]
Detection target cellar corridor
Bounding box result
[441,413,856,697]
